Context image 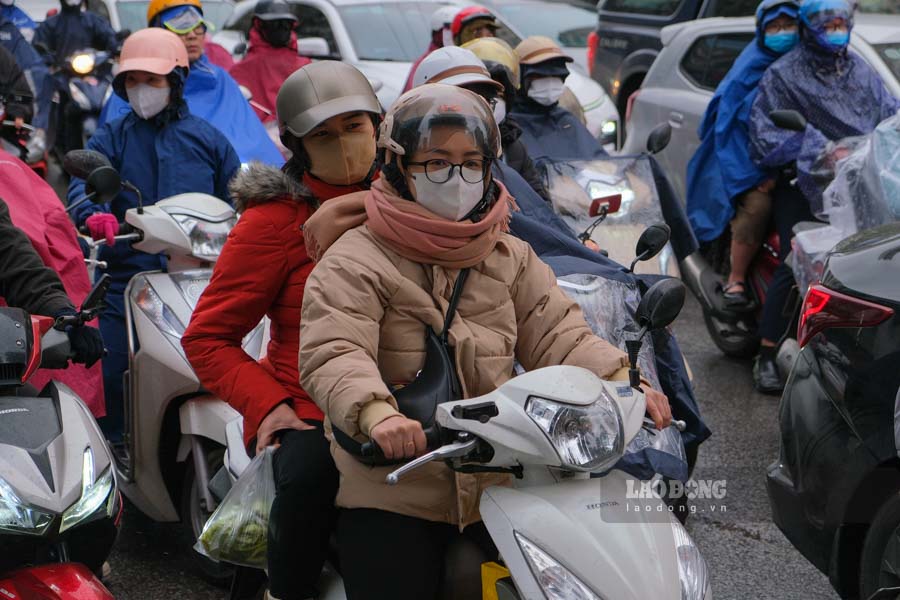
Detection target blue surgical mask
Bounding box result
[764,31,799,54]
[824,30,850,48]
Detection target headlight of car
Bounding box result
[525,391,624,472]
[170,214,235,261]
[515,532,601,600]
[671,517,711,600]
[0,476,53,536]
[60,448,115,533]
[70,52,95,75]
[131,276,185,340]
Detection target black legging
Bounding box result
[266,423,339,600]
[758,183,815,343]
[338,508,498,600]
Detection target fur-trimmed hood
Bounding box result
[229,161,312,213]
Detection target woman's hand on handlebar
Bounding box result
[370,415,427,460]
[256,402,314,454]
[85,213,119,246]
[645,387,672,430]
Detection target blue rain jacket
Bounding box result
[509,97,609,166]
[68,102,240,281]
[0,17,52,129]
[0,5,35,39]
[100,55,284,166]
[686,0,799,243]
[500,161,711,482]
[33,8,118,61]
[750,19,900,206]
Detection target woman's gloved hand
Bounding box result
[85,213,119,246]
[54,308,105,368]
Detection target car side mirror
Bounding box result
[646,123,672,154]
[770,109,807,132]
[629,223,670,272]
[635,278,686,331]
[297,37,331,58]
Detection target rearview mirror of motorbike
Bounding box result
[769,109,807,132]
[85,166,122,203]
[589,194,622,217]
[646,123,672,155]
[629,223,671,272]
[80,274,111,318]
[116,29,132,42]
[63,149,111,179]
[636,278,686,332]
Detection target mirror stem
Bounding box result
[123,181,143,214]
[625,331,645,389]
[65,190,96,214]
[628,250,649,274]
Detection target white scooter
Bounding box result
[222,277,712,600]
[64,150,264,584]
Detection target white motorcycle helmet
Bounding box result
[412,46,503,92]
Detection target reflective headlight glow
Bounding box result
[525,393,624,472]
[170,214,235,261]
[0,476,53,536]
[60,448,114,533]
[601,120,618,137]
[516,533,601,600]
[170,270,211,310]
[131,277,185,340]
[70,53,95,75]
[671,518,710,600]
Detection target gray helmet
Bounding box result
[253,0,297,20]
[276,61,381,142]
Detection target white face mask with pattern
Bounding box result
[527,77,565,106]
[127,84,171,120]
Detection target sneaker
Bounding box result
[753,352,783,394]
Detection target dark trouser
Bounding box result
[97,284,127,442]
[338,508,497,600]
[267,425,339,600]
[758,184,814,342]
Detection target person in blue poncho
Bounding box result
[68,28,240,440]
[99,0,283,166]
[748,0,900,393]
[509,35,607,166]
[0,14,52,132]
[0,0,35,42]
[686,0,799,311]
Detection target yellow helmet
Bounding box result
[146,0,203,26]
[462,37,519,90]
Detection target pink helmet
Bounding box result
[117,28,189,77]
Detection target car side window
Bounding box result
[680,33,754,91]
[601,0,683,16]
[702,0,757,17]
[86,0,112,23]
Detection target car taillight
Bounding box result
[798,284,894,347]
[625,89,640,123]
[587,32,599,77]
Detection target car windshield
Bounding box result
[339,3,448,62]
[493,2,595,47]
[875,44,900,85]
[117,1,234,34]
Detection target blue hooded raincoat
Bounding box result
[686,0,799,243]
[749,0,900,205]
[100,54,284,166]
[33,7,118,61]
[0,16,52,129]
[0,4,35,40]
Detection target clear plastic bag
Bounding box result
[195,446,275,569]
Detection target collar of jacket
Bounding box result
[229,160,313,213]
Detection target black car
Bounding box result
[767,223,900,600]
[589,0,759,119]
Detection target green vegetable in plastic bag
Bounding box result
[195,446,275,568]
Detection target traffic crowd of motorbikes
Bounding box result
[0,0,897,597]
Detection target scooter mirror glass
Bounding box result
[769,109,807,132]
[646,122,672,154]
[634,223,670,262]
[80,274,111,316]
[63,149,111,179]
[85,166,122,203]
[636,278,686,331]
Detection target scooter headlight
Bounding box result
[60,448,115,533]
[132,278,185,339]
[70,53,95,75]
[671,517,711,600]
[525,392,624,472]
[515,532,602,600]
[0,476,53,536]
[170,214,235,261]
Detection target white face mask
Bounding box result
[126,83,171,120]
[493,98,506,125]
[527,77,565,106]
[409,166,485,221]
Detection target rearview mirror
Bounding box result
[298,37,331,58]
[85,166,122,202]
[63,149,111,179]
[233,42,248,56]
[769,109,807,132]
[116,29,131,42]
[80,274,111,319]
[589,194,622,217]
[628,223,670,272]
[646,123,672,154]
[636,278,686,331]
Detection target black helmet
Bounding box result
[253,0,297,21]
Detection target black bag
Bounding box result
[333,269,469,465]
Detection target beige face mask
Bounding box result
[303,128,376,186]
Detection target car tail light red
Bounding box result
[798,284,894,347]
[587,32,599,77]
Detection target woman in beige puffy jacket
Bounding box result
[298,84,672,600]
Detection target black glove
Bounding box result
[54,308,105,368]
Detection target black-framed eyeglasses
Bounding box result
[406,158,489,184]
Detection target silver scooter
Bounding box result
[64,150,266,584]
[222,279,712,600]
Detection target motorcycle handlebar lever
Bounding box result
[385,436,479,486]
[359,425,442,462]
[642,417,686,432]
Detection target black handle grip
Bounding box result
[337,425,441,467]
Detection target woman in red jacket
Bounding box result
[181,62,381,600]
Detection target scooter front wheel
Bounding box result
[702,310,759,358]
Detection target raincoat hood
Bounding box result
[800,0,854,55]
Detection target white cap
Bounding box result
[430,5,458,31]
[412,46,504,91]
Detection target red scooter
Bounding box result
[0,564,113,600]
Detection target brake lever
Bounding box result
[385,436,479,486]
[642,417,686,433]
